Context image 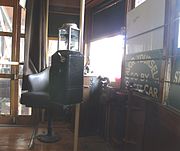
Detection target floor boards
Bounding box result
[0,122,118,151]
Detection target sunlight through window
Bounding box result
[90,35,124,81]
[135,0,146,7]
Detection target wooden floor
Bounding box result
[0,122,118,151]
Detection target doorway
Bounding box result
[0,0,32,124]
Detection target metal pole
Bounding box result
[73,104,80,151]
[73,1,85,151]
[45,0,49,66]
[79,0,85,54]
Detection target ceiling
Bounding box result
[49,0,80,8]
[49,0,108,15]
[49,0,123,16]
[49,0,106,8]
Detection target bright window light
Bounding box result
[48,39,58,65]
[135,0,146,7]
[89,35,124,81]
[178,22,180,48]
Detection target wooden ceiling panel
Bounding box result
[49,0,106,9]
[49,0,80,8]
[85,0,105,8]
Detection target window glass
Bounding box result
[164,56,180,110]
[135,0,146,7]
[163,2,180,110]
[21,8,26,34]
[70,28,79,51]
[19,38,24,63]
[89,35,124,81]
[19,0,26,8]
[48,39,58,66]
[0,78,10,115]
[178,20,180,48]
[0,36,12,74]
[0,6,13,32]
[19,38,24,76]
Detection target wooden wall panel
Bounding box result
[143,101,162,151]
[109,92,127,149]
[124,91,180,151]
[143,101,180,151]
[124,92,146,151]
[159,107,180,151]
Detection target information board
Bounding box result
[123,49,163,98]
[167,56,180,109]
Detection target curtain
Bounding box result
[22,0,49,89]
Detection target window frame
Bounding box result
[127,0,147,12]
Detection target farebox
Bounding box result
[50,50,84,105]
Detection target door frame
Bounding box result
[0,0,32,125]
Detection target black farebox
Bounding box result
[50,50,84,105]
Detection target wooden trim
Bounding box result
[127,0,135,12]
[93,0,121,14]
[161,0,171,102]
[49,5,80,16]
[161,0,177,103]
[0,0,32,124]
[0,74,12,78]
[48,37,58,40]
[0,32,12,37]
[15,116,33,125]
[20,33,25,38]
[0,0,13,7]
[85,0,104,8]
[10,0,20,117]
[0,116,13,124]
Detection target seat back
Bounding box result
[28,67,50,92]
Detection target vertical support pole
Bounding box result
[73,104,80,151]
[73,0,85,151]
[79,0,86,54]
[45,0,49,66]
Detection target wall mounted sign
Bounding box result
[167,56,180,109]
[123,49,163,98]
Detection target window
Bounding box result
[0,36,12,74]
[47,38,58,66]
[0,6,13,74]
[19,0,26,8]
[0,6,13,32]
[18,7,31,116]
[135,0,146,7]
[0,79,10,115]
[19,8,26,75]
[163,2,180,110]
[178,21,180,48]
[89,35,124,81]
[21,8,26,34]
[0,6,13,115]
